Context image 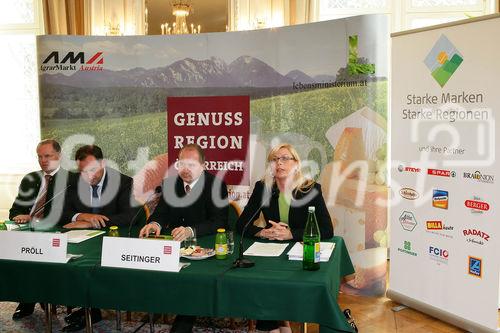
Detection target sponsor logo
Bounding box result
[400,187,419,200]
[425,220,454,239]
[465,197,489,214]
[432,189,449,209]
[468,256,482,278]
[52,238,60,247]
[429,246,449,264]
[424,34,463,87]
[397,240,417,256]
[163,246,172,255]
[398,165,421,173]
[427,168,455,177]
[40,51,104,72]
[399,211,417,231]
[463,171,494,184]
[463,229,490,246]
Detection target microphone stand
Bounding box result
[29,184,71,231]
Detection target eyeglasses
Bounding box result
[271,156,295,163]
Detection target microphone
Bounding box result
[29,184,71,231]
[233,186,278,268]
[127,185,162,237]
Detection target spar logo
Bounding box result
[40,51,104,72]
[399,187,419,200]
[463,228,490,246]
[426,220,453,239]
[427,168,455,178]
[398,165,421,173]
[399,211,417,231]
[463,171,494,184]
[468,256,482,278]
[432,189,449,209]
[429,246,449,264]
[424,34,463,87]
[464,196,489,214]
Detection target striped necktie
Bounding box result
[32,175,52,219]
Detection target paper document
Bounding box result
[243,242,289,257]
[287,242,335,262]
[65,230,105,243]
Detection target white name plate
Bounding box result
[101,237,181,272]
[0,231,68,263]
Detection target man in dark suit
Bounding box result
[61,144,136,229]
[60,144,136,332]
[139,143,228,333]
[9,139,72,320]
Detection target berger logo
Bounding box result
[397,240,417,256]
[398,165,421,173]
[465,196,489,214]
[429,246,449,264]
[424,34,463,87]
[463,171,494,184]
[468,257,482,278]
[399,211,417,231]
[426,220,454,239]
[427,168,455,177]
[463,229,490,246]
[400,188,419,200]
[40,51,104,72]
[432,189,449,209]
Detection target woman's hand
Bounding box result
[259,220,293,241]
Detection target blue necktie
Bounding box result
[91,185,100,213]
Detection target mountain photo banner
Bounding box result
[37,15,389,296]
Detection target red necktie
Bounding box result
[32,175,52,218]
[185,184,191,194]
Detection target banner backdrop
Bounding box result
[37,15,389,296]
[390,15,500,331]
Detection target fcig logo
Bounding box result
[424,34,463,87]
[40,51,104,72]
[429,246,449,264]
[468,256,482,278]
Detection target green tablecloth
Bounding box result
[0,229,355,333]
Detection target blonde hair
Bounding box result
[262,143,314,194]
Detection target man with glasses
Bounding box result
[139,143,228,333]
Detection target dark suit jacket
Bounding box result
[236,181,333,241]
[9,168,73,226]
[149,171,228,237]
[61,167,136,226]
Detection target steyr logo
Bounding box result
[40,51,104,72]
[424,34,463,88]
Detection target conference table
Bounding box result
[0,227,355,333]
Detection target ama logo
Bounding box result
[40,51,104,72]
[424,35,463,87]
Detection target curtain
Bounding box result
[43,0,85,35]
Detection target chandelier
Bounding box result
[161,1,201,35]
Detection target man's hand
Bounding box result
[63,221,95,229]
[171,226,192,242]
[139,223,161,238]
[76,213,109,228]
[12,215,31,224]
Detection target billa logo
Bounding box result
[426,220,453,239]
[397,240,417,256]
[426,220,443,230]
[465,198,489,213]
[398,165,421,173]
[427,168,455,177]
[424,34,463,87]
[432,189,448,209]
[463,171,494,184]
[468,256,482,278]
[40,51,104,72]
[399,211,417,231]
[400,188,419,200]
[463,229,490,246]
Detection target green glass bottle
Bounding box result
[0,220,7,231]
[215,228,228,259]
[303,206,321,271]
[108,225,119,237]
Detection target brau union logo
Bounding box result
[40,51,104,72]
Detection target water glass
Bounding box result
[183,228,197,248]
[226,231,235,254]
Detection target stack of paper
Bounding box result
[287,242,336,262]
[65,230,105,243]
[243,242,289,257]
[4,221,29,231]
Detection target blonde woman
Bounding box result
[237,143,333,242]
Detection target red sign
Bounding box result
[163,246,172,255]
[465,200,489,211]
[52,238,60,247]
[167,96,250,185]
[428,169,451,177]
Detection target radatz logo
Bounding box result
[40,51,104,72]
[429,246,449,264]
[463,229,490,246]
